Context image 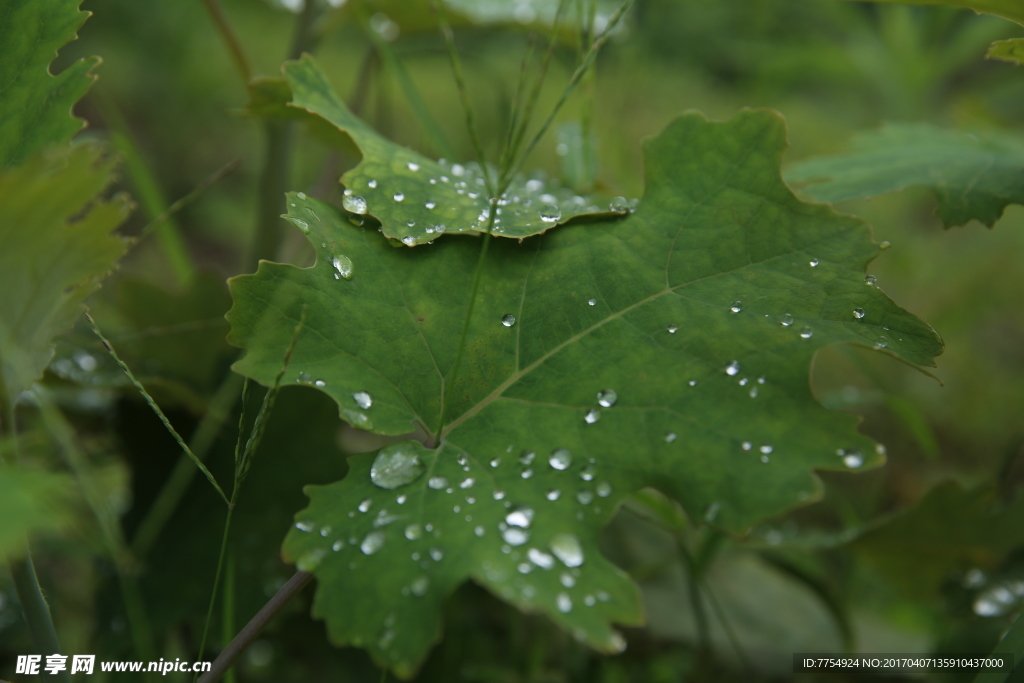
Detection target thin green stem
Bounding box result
[34,388,155,664]
[9,556,71,683]
[247,1,324,268]
[431,0,495,196]
[498,34,537,174]
[132,373,244,557]
[2,405,71,683]
[222,551,237,683]
[85,312,230,505]
[196,505,235,673]
[506,0,635,185]
[139,159,241,241]
[699,573,753,671]
[94,89,195,288]
[677,541,710,652]
[199,0,253,85]
[358,7,455,159]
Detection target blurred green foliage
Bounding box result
[3,0,1024,681]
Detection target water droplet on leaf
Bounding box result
[501,314,516,327]
[342,195,368,214]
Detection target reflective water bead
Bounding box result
[560,572,576,588]
[800,326,814,339]
[809,258,819,267]
[597,389,618,407]
[505,506,534,528]
[490,458,501,468]
[668,325,678,333]
[725,361,741,376]
[342,195,368,214]
[780,313,794,327]
[353,391,373,409]
[331,255,353,280]
[549,448,572,470]
[428,476,448,490]
[741,441,752,451]
[502,528,529,546]
[295,520,314,532]
[576,490,594,504]
[501,314,516,327]
[584,409,601,424]
[410,576,429,597]
[404,524,422,541]
[493,490,506,500]
[540,204,562,223]
[429,548,444,561]
[580,464,595,482]
[557,593,573,613]
[401,236,416,246]
[588,298,597,306]
[459,477,475,489]
[730,301,743,313]
[407,162,420,171]
[864,274,877,286]
[875,336,889,349]
[358,499,373,512]
[596,482,612,497]
[853,308,866,319]
[551,533,584,567]
[609,196,630,212]
[370,444,424,489]
[393,192,405,202]
[368,179,377,188]
[360,531,386,555]
[546,489,561,501]
[843,450,864,469]
[759,445,773,454]
[528,548,555,569]
[332,540,345,551]
[474,525,485,537]
[519,450,536,465]
[665,432,677,443]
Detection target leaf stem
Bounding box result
[199,0,253,85]
[197,571,314,683]
[85,312,230,505]
[431,0,496,196]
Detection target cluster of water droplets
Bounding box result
[964,568,1024,617]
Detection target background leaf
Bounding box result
[846,0,1024,27]
[987,37,1024,63]
[0,0,98,167]
[784,123,1024,228]
[0,144,130,405]
[0,464,78,560]
[227,108,942,675]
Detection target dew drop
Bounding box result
[546,489,561,501]
[393,192,405,202]
[425,200,436,209]
[730,301,743,313]
[800,326,814,339]
[410,576,429,597]
[557,592,572,613]
[358,499,373,513]
[597,389,618,408]
[665,432,677,443]
[864,274,877,286]
[506,506,534,528]
[741,441,752,451]
[540,204,562,223]
[368,179,377,188]
[493,490,506,501]
[759,445,773,454]
[332,540,345,551]
[502,528,529,546]
[560,572,576,588]
[576,490,594,505]
[843,450,864,469]
[725,361,741,376]
[331,255,353,280]
[342,195,368,214]
[501,314,516,327]
[668,324,678,333]
[584,409,601,424]
[809,258,819,267]
[780,313,794,327]
[428,476,449,490]
[407,162,420,171]
[474,525,485,537]
[853,308,866,319]
[429,547,444,561]
[459,477,475,489]
[295,520,314,532]
[609,196,630,212]
[360,531,386,555]
[528,548,555,569]
[596,482,612,497]
[588,298,597,306]
[352,391,373,409]
[551,534,584,567]
[404,524,423,541]
[549,448,572,470]
[875,336,888,349]
[314,379,326,388]
[401,236,416,246]
[370,444,424,490]
[579,464,595,482]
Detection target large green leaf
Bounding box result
[277,56,622,246]
[227,108,941,675]
[785,123,1024,228]
[0,0,98,167]
[846,0,1024,26]
[0,464,78,560]
[0,144,130,405]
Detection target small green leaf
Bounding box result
[785,123,1024,228]
[0,464,78,559]
[987,37,1024,64]
[0,0,98,167]
[0,144,130,405]
[281,56,623,246]
[228,108,941,674]
[846,0,1024,27]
